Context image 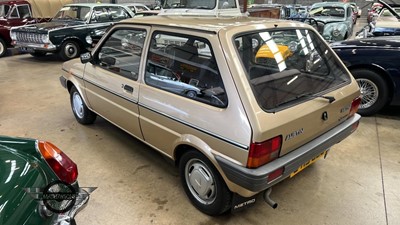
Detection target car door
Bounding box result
[83,25,149,140]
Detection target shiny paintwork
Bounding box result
[0,1,35,49]
[0,0,72,57]
[0,136,82,225]
[61,15,360,198]
[11,3,134,58]
[331,36,400,108]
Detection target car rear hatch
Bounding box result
[232,26,360,159]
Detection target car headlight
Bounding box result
[86,35,93,45]
[10,30,16,41]
[332,29,341,37]
[41,34,50,43]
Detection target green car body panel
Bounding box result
[0,136,71,225]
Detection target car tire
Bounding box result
[59,40,80,61]
[70,86,96,124]
[186,90,197,98]
[30,51,47,57]
[0,38,7,58]
[179,150,232,216]
[352,69,389,116]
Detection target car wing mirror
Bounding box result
[80,52,93,64]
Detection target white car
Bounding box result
[123,3,150,14]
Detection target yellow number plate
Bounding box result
[290,151,327,178]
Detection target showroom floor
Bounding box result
[1,22,400,225]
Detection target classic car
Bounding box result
[122,3,151,14]
[0,0,72,58]
[60,0,361,216]
[308,2,354,42]
[357,0,400,38]
[0,135,89,225]
[10,3,134,60]
[331,36,400,116]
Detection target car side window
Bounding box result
[9,6,19,18]
[91,6,130,23]
[95,28,146,81]
[145,32,228,107]
[17,5,31,18]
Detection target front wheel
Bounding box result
[352,69,389,116]
[70,86,96,124]
[179,150,232,216]
[0,38,7,58]
[59,40,81,61]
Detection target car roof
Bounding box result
[311,2,349,8]
[119,15,302,33]
[63,3,125,7]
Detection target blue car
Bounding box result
[331,36,400,115]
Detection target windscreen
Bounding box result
[310,6,345,18]
[234,28,350,111]
[0,5,10,17]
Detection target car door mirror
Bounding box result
[80,52,93,64]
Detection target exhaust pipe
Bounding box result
[263,188,278,209]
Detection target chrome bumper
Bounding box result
[55,189,90,225]
[13,42,57,52]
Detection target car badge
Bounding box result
[322,111,328,121]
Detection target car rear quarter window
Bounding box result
[145,32,228,107]
[94,28,146,81]
[234,28,350,112]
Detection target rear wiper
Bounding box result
[297,93,336,103]
[271,92,336,113]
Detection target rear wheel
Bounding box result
[59,40,80,61]
[179,150,232,216]
[352,69,389,116]
[70,86,96,124]
[0,38,7,58]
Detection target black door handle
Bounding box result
[123,84,134,93]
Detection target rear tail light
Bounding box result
[349,97,361,117]
[37,141,78,184]
[247,135,282,168]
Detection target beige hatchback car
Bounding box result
[60,8,361,215]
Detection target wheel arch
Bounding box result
[60,36,86,50]
[348,64,395,102]
[66,80,92,109]
[173,136,216,168]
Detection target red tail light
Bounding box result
[349,97,361,117]
[247,136,282,168]
[37,141,78,184]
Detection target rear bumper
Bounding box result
[216,114,361,193]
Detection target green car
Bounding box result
[0,136,89,225]
[309,2,354,42]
